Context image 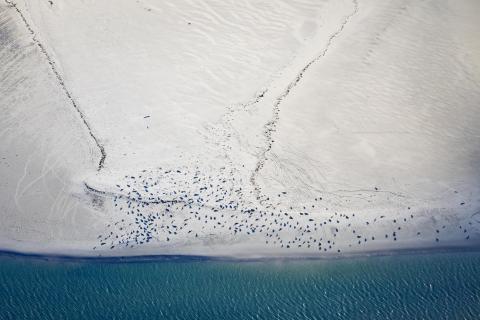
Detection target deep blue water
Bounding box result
[1,251,479,319]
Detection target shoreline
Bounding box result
[1,244,479,264]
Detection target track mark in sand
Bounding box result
[85,182,196,207]
[250,0,359,202]
[4,0,106,171]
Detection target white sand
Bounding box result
[1,0,479,258]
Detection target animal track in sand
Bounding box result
[250,0,360,203]
[4,0,106,171]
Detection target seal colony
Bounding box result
[89,166,475,254]
[1,0,479,257]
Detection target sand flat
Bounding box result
[1,0,479,257]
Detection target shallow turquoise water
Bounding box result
[1,251,479,319]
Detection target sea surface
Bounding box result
[1,251,479,319]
